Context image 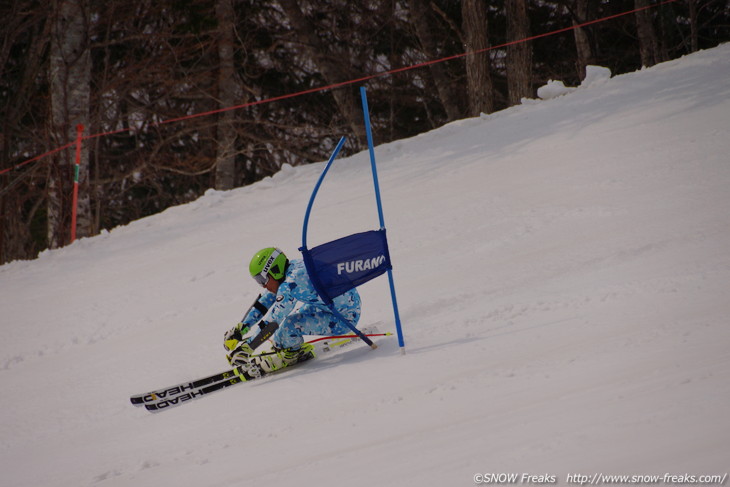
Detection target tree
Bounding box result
[48,0,91,247]
[0,1,51,261]
[570,0,593,80]
[407,0,462,121]
[687,0,699,53]
[635,0,662,67]
[277,0,367,148]
[505,0,532,104]
[462,0,494,116]
[214,0,238,190]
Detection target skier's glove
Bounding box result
[223,323,250,352]
[228,341,255,366]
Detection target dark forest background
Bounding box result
[1,0,728,264]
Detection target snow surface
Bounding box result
[2,44,730,487]
[538,65,613,100]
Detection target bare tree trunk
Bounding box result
[687,0,699,53]
[48,0,90,247]
[407,0,462,121]
[462,0,494,116]
[215,0,237,190]
[635,0,661,67]
[571,0,593,80]
[278,0,366,148]
[505,0,532,105]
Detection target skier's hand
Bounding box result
[228,341,255,366]
[223,323,250,352]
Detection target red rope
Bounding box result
[1,142,74,176]
[306,333,391,344]
[1,0,678,177]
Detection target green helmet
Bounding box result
[249,247,288,286]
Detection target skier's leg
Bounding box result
[332,289,362,328]
[273,291,361,349]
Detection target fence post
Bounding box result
[70,124,84,243]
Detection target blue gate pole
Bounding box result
[301,136,347,248]
[360,87,406,353]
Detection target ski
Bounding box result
[129,368,240,407]
[131,327,388,412]
[140,363,267,412]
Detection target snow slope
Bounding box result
[2,44,729,487]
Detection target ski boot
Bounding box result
[253,343,316,373]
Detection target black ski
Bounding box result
[141,353,315,412]
[129,368,241,406]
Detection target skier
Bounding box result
[223,247,362,372]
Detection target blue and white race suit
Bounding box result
[241,259,361,350]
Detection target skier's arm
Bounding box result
[223,292,276,352]
[245,286,298,352]
[240,292,276,329]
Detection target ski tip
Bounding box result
[370,343,378,350]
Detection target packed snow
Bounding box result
[2,44,729,487]
[537,65,612,100]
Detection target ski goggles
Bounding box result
[253,273,269,287]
